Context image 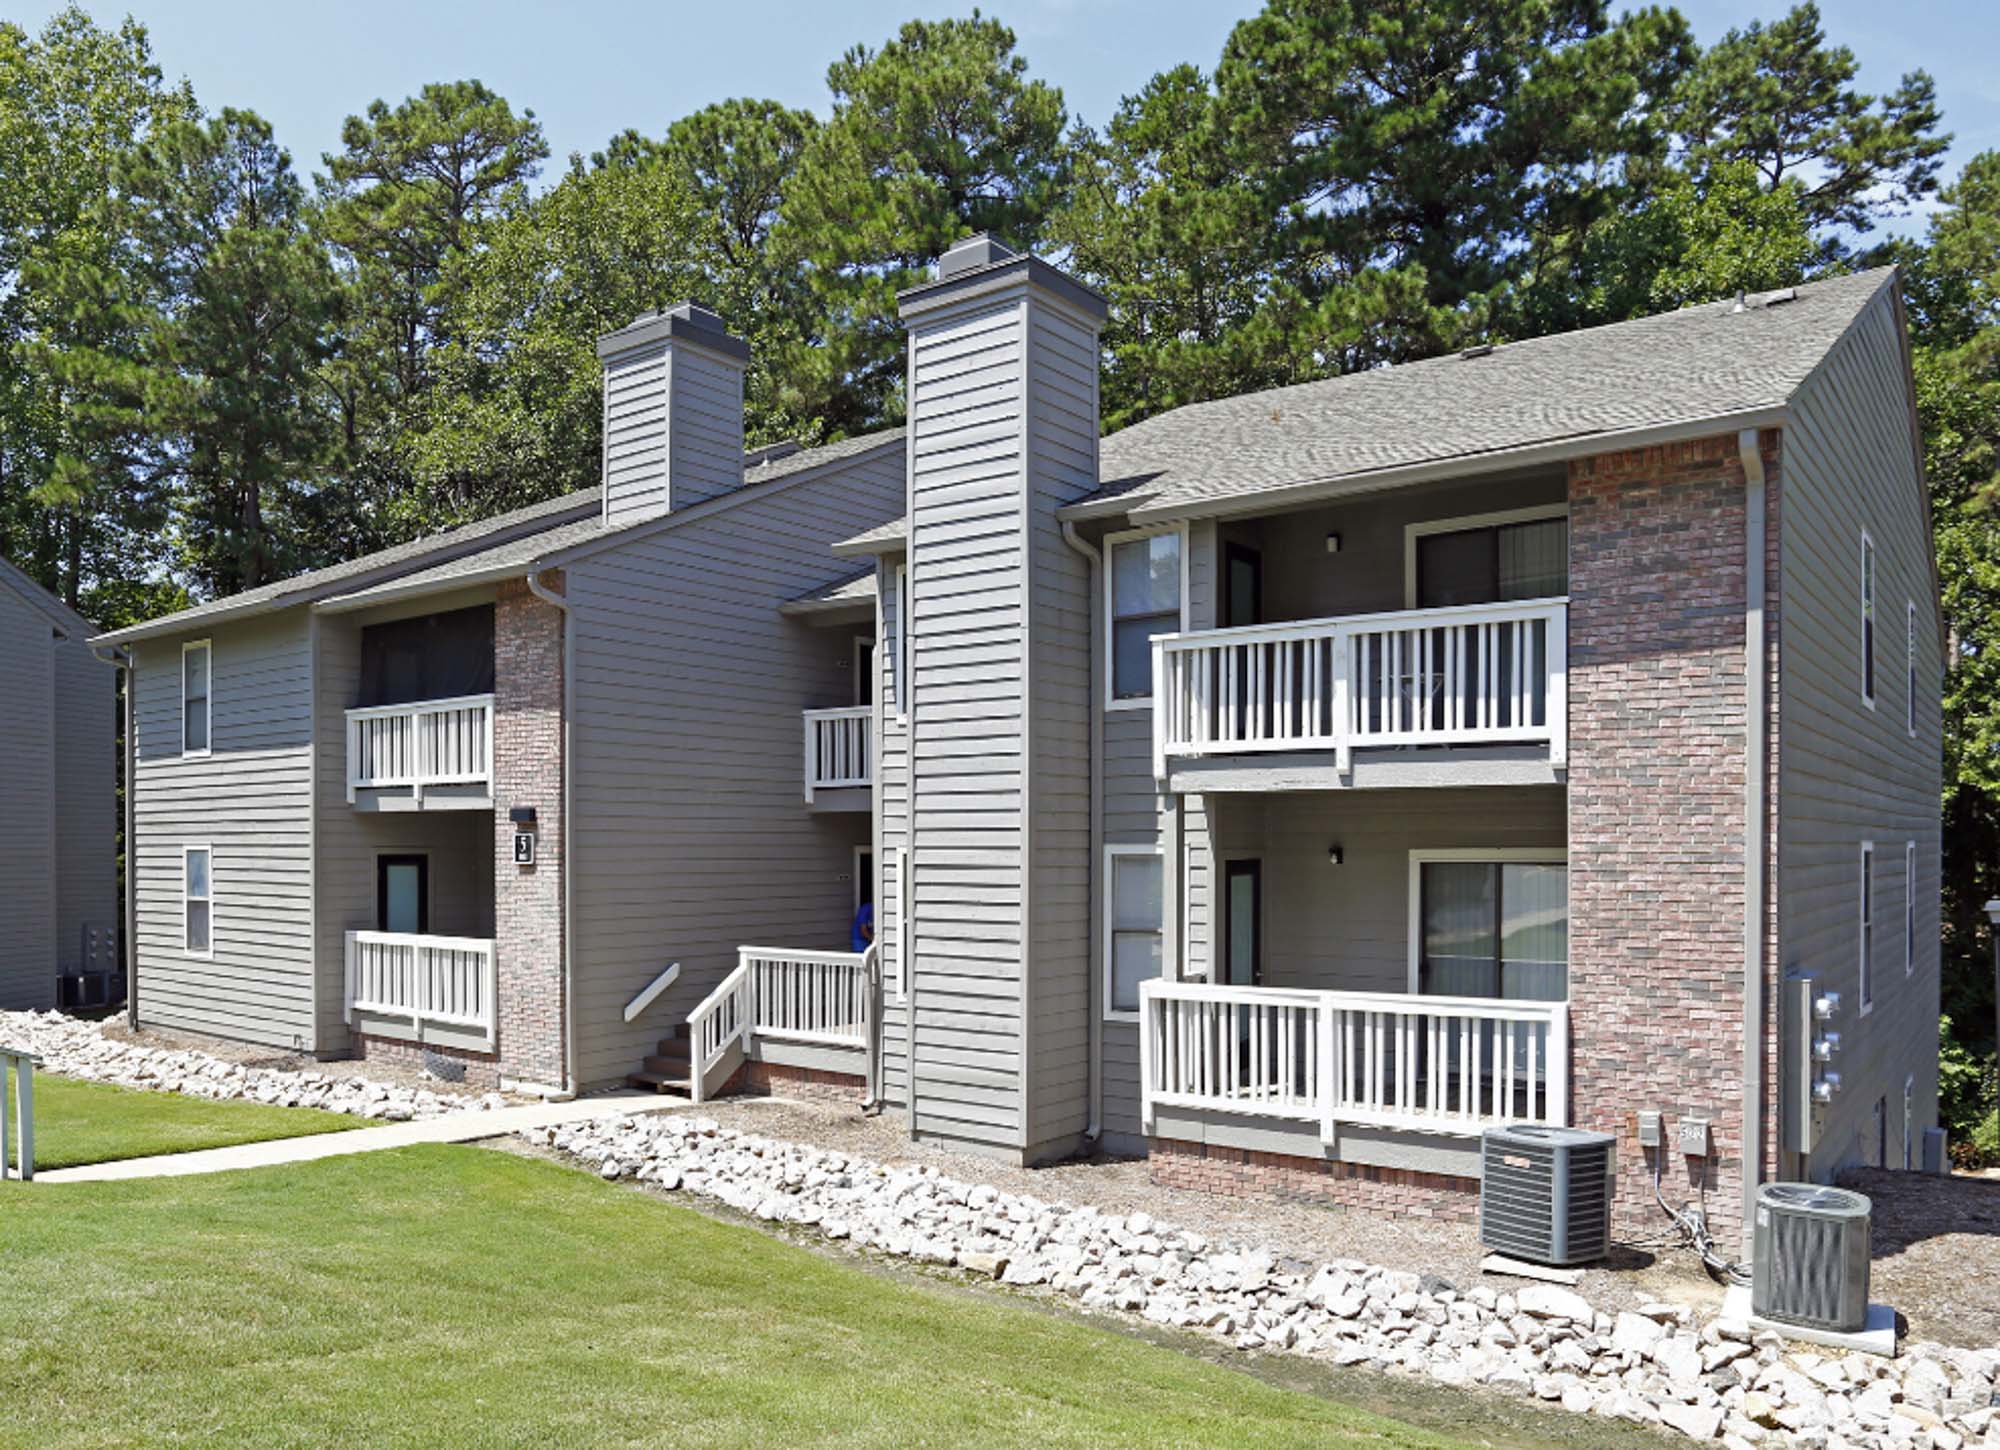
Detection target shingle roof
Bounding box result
[779,567,876,617]
[1102,269,1892,520]
[0,554,97,639]
[96,427,907,644]
[832,517,910,555]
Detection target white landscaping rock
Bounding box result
[0,1008,506,1127]
[530,1111,1989,1450]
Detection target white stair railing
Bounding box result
[1,1046,36,1181]
[623,962,681,1023]
[344,932,498,1046]
[687,960,755,1105]
[1139,980,1567,1142]
[1152,598,1566,778]
[347,693,496,803]
[686,945,876,1102]
[803,706,872,802]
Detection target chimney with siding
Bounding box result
[595,302,750,525]
[897,234,1109,1162]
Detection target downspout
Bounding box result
[524,568,578,1098]
[1061,521,1105,1145]
[91,645,136,1029]
[1738,430,1767,1256]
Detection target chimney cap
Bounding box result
[936,232,1020,280]
[596,299,750,363]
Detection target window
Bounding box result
[1906,840,1918,978]
[1407,508,1568,609]
[1859,842,1875,1013]
[184,846,212,956]
[1413,852,1568,1001]
[885,564,908,719]
[1861,533,1876,706]
[182,641,212,755]
[377,855,429,935]
[1873,1096,1887,1169]
[884,846,910,1000]
[1903,1075,1916,1171]
[1105,846,1164,1018]
[1107,529,1183,705]
[1907,601,1919,737]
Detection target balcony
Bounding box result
[803,706,871,807]
[346,694,495,810]
[344,930,497,1048]
[1151,598,1566,785]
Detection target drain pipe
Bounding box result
[91,645,136,1028]
[524,568,578,1099]
[1061,521,1106,1146]
[1738,430,1767,1257]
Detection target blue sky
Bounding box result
[14,1,2000,237]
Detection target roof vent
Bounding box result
[937,232,1020,280]
[1759,287,1799,308]
[1459,343,1496,360]
[744,440,804,467]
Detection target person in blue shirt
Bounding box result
[852,899,874,953]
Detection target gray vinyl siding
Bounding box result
[312,611,497,1053]
[131,615,319,1048]
[601,343,669,526]
[876,558,911,1110]
[1024,303,1099,1152]
[1777,285,1942,1176]
[664,347,745,510]
[52,634,115,975]
[566,447,904,1088]
[905,299,1029,1151]
[0,586,54,1006]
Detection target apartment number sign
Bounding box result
[513,831,536,867]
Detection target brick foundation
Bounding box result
[494,575,567,1090]
[1146,1138,1479,1221]
[1566,431,1781,1244]
[353,1033,501,1092]
[731,1060,866,1105]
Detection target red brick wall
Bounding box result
[1148,1138,1478,1221]
[732,1060,866,1106]
[353,1033,500,1092]
[1566,431,1781,1244]
[495,575,566,1089]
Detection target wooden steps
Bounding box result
[625,1023,693,1095]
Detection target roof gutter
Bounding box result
[90,645,137,1028]
[523,567,578,1100]
[1738,429,1768,1259]
[1122,406,1796,528]
[1060,521,1105,1146]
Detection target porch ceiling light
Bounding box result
[1324,532,1341,554]
[1327,844,1344,866]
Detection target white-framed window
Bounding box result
[1105,526,1186,709]
[184,845,213,957]
[1104,844,1165,1020]
[182,639,212,755]
[1860,532,1876,708]
[885,563,909,721]
[1907,600,1919,737]
[1905,840,1917,978]
[1858,841,1874,1013]
[1406,847,1569,999]
[1403,504,1570,610]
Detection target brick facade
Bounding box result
[353,1033,501,1092]
[732,1060,867,1105]
[494,575,567,1090]
[1566,431,1780,1244]
[1147,1139,1479,1221]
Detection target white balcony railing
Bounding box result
[1139,980,1568,1142]
[344,931,497,1046]
[688,945,876,1102]
[347,694,495,803]
[803,706,872,801]
[1151,598,1566,778]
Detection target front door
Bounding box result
[1223,859,1261,987]
[1224,543,1263,628]
[377,855,429,935]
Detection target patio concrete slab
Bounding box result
[36,1091,682,1183]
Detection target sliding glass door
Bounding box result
[1418,859,1567,1002]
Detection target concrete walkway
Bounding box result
[38,1091,683,1183]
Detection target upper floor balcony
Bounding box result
[804,705,872,808]
[1151,597,1566,786]
[347,694,495,810]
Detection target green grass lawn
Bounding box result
[5,1072,358,1170]
[0,1144,1490,1449]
